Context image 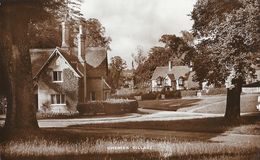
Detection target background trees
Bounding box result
[191,0,260,121]
[107,56,127,91]
[133,33,195,86]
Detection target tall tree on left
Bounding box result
[0,0,80,130]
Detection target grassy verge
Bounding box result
[139,99,201,111]
[195,94,259,114]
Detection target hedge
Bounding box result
[36,112,79,119]
[77,101,104,115]
[202,88,227,95]
[77,100,138,115]
[180,90,197,97]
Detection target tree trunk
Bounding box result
[0,6,39,130]
[224,78,243,123]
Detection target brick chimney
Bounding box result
[77,25,86,63]
[168,61,172,71]
[61,21,70,49]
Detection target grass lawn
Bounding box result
[194,94,259,114]
[138,98,201,111]
[139,93,259,114]
[1,114,260,160]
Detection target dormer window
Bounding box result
[53,71,63,82]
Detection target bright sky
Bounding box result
[81,0,197,67]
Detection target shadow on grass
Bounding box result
[69,113,260,140]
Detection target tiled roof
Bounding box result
[167,74,175,81]
[33,47,84,79]
[103,79,111,90]
[30,49,53,77]
[151,66,191,80]
[57,48,84,76]
[85,47,107,68]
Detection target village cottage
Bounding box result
[31,22,111,113]
[151,61,199,92]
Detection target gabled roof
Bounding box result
[33,47,84,79]
[30,48,54,77]
[103,79,111,90]
[167,74,175,81]
[151,66,190,80]
[85,47,107,68]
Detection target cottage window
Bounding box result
[156,77,163,85]
[90,92,96,101]
[53,71,63,82]
[178,77,184,86]
[51,94,65,104]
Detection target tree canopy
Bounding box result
[134,33,195,85]
[191,0,260,84]
[107,56,127,91]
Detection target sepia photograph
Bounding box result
[0,0,260,159]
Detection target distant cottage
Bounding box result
[151,61,199,92]
[31,22,111,113]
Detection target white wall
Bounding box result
[37,56,78,113]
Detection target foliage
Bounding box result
[28,9,111,49]
[0,0,83,129]
[191,0,260,120]
[107,56,127,90]
[0,96,7,114]
[77,101,104,115]
[191,0,260,85]
[131,46,147,69]
[140,90,181,100]
[141,92,159,100]
[77,100,138,115]
[134,34,196,85]
[83,18,112,49]
[36,112,79,119]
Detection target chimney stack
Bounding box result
[61,21,70,49]
[78,24,86,62]
[189,61,193,71]
[168,61,172,71]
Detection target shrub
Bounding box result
[180,90,198,97]
[141,92,159,100]
[203,88,227,95]
[164,90,181,99]
[104,99,138,115]
[36,112,79,119]
[77,101,104,115]
[77,100,138,115]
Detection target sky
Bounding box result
[81,0,197,67]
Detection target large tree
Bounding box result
[191,0,260,121]
[107,56,127,91]
[0,0,82,131]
